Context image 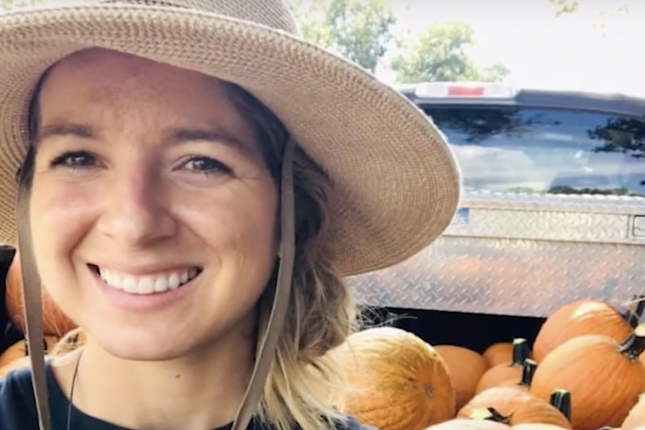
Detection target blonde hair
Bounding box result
[224,84,360,430]
[22,70,360,430]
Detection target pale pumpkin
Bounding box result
[458,387,571,429]
[328,327,455,430]
[622,393,645,430]
[425,419,510,430]
[532,297,644,363]
[530,323,645,430]
[476,339,530,394]
[6,251,77,336]
[435,344,489,410]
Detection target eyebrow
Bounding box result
[36,123,94,145]
[35,123,252,155]
[169,127,250,155]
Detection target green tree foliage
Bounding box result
[548,0,631,36]
[291,0,397,73]
[549,0,581,17]
[1,0,43,10]
[389,22,510,83]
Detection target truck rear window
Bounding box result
[424,106,645,198]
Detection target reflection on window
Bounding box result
[425,106,645,198]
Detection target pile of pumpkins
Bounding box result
[325,296,645,430]
[3,250,645,430]
[0,251,79,377]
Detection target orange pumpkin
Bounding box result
[329,327,455,430]
[0,356,32,378]
[425,419,510,430]
[435,345,489,410]
[0,336,59,367]
[532,298,643,363]
[0,335,59,377]
[530,323,645,430]
[476,339,530,394]
[6,250,77,336]
[457,387,571,429]
[483,343,514,368]
[622,393,645,430]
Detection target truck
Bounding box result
[346,81,645,351]
[2,82,645,355]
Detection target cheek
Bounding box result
[28,176,100,304]
[29,176,99,258]
[189,181,279,267]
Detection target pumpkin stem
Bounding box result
[549,389,571,421]
[470,407,511,425]
[511,338,529,367]
[623,295,645,328]
[519,359,537,388]
[618,323,645,360]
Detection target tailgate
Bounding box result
[347,193,645,317]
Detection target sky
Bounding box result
[377,0,645,95]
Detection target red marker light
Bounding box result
[447,86,485,97]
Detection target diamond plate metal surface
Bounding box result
[347,193,645,317]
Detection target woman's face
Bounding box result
[29,49,280,360]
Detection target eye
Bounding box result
[49,150,99,169]
[182,156,233,176]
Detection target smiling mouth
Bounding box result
[88,264,202,295]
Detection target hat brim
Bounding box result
[0,4,460,276]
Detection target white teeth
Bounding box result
[98,267,199,294]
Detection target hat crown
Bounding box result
[54,0,299,34]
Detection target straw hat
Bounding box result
[0,0,461,276]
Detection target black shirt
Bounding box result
[0,364,375,430]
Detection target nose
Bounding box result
[97,161,177,248]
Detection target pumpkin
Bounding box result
[499,359,537,391]
[622,393,645,430]
[513,425,570,430]
[5,250,78,337]
[328,327,455,430]
[435,345,489,410]
[458,387,571,429]
[483,343,514,368]
[425,419,510,430]
[0,335,59,377]
[476,339,530,394]
[0,336,59,368]
[530,323,645,430]
[0,356,32,378]
[532,297,644,363]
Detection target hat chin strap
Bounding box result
[17,138,296,430]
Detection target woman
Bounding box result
[0,1,461,430]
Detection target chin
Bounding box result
[88,324,205,362]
